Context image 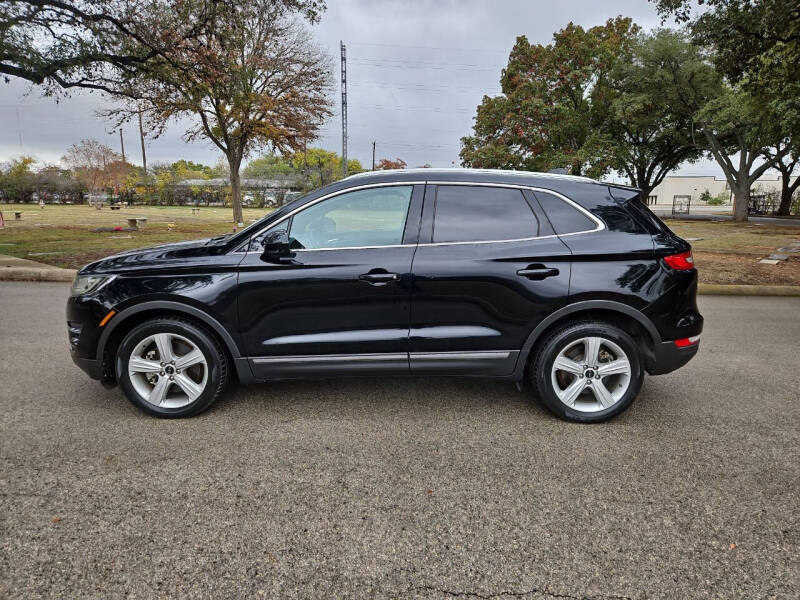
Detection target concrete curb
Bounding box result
[0,267,77,282]
[698,283,800,296]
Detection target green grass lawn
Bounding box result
[1,205,798,285]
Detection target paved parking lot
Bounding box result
[1,282,798,599]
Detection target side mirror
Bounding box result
[260,229,292,263]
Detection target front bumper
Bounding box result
[71,353,104,379]
[646,339,700,375]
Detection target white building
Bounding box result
[646,174,797,212]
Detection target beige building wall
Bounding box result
[647,174,797,207]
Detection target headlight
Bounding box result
[70,274,115,296]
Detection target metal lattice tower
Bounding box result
[340,41,348,178]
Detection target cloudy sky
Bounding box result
[0,0,725,178]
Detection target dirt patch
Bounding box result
[694,251,800,286]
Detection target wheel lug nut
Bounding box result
[169,376,174,381]
[160,371,164,376]
[176,369,181,374]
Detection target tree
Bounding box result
[694,87,788,220]
[0,1,327,94]
[460,17,638,176]
[376,158,407,170]
[652,1,799,112]
[653,0,800,219]
[598,30,707,200]
[290,148,362,190]
[62,139,123,194]
[0,156,36,201]
[244,154,297,179]
[764,144,800,215]
[106,1,332,225]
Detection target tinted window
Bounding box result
[534,191,596,234]
[433,186,539,243]
[288,186,412,249]
[593,205,646,233]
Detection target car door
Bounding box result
[237,183,424,378]
[408,183,572,376]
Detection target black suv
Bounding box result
[67,169,702,422]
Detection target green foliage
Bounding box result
[0,156,36,201]
[170,160,216,180]
[708,192,727,206]
[699,189,713,204]
[598,30,716,195]
[244,155,297,179]
[652,0,800,141]
[460,17,639,177]
[0,1,327,93]
[291,148,363,190]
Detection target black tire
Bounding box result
[530,321,644,423]
[116,317,229,418]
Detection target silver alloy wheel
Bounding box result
[127,333,208,409]
[550,336,631,413]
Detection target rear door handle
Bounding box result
[359,271,400,285]
[517,266,559,280]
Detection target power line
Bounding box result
[347,41,509,55]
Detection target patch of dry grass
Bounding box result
[0,204,272,269]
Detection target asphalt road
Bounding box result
[1,282,798,599]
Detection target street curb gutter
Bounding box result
[698,284,800,296]
[0,267,77,282]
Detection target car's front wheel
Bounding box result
[116,317,228,417]
[530,321,644,423]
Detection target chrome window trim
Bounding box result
[238,180,604,254]
[238,181,423,254]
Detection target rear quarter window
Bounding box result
[533,191,597,234]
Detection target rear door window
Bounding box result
[534,191,597,234]
[432,185,539,243]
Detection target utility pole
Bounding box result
[372,141,376,171]
[16,108,23,148]
[340,40,348,178]
[119,129,126,164]
[138,107,147,176]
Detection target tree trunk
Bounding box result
[229,163,243,226]
[775,169,800,216]
[138,109,147,176]
[732,183,750,222]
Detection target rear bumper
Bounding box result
[646,340,700,375]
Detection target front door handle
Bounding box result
[517,265,560,280]
[359,271,400,285]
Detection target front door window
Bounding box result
[288,186,413,250]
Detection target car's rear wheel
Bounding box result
[116,317,228,417]
[530,321,643,423]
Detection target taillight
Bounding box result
[664,250,694,270]
[674,335,700,348]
